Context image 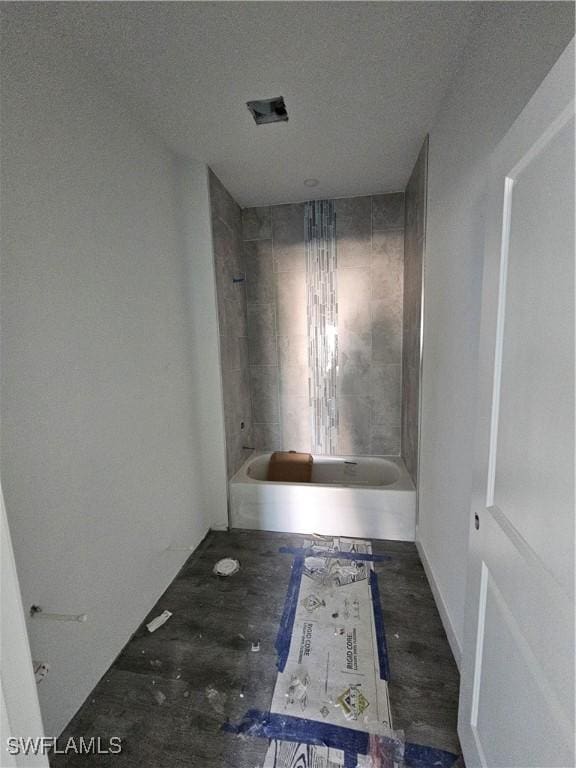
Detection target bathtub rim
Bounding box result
[230,451,415,492]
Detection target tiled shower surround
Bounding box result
[208,171,253,477]
[242,192,405,456]
[402,138,428,483]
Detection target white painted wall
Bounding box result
[0,16,227,735]
[417,4,574,665]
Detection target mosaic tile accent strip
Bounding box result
[305,200,338,454]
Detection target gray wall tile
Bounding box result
[220,333,248,374]
[209,169,242,236]
[242,206,271,241]
[276,271,307,336]
[253,422,282,451]
[220,296,248,339]
[335,196,372,268]
[222,365,252,430]
[246,304,277,365]
[372,230,404,302]
[338,396,371,455]
[371,424,401,456]
[278,334,308,368]
[209,171,253,478]
[402,361,420,472]
[373,192,405,231]
[272,203,306,272]
[227,418,254,476]
[402,139,428,483]
[250,365,280,423]
[280,365,309,398]
[370,364,401,426]
[280,396,312,452]
[212,218,242,303]
[337,331,372,396]
[244,240,274,304]
[372,298,402,364]
[236,194,408,459]
[338,268,372,335]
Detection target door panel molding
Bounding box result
[458,38,575,768]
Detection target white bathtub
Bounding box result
[229,452,416,541]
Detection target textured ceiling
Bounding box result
[9,2,481,207]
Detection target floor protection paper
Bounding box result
[263,537,398,768]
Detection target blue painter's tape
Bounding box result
[369,569,390,680]
[343,751,358,768]
[223,709,369,756]
[404,742,460,768]
[279,546,391,561]
[275,556,304,672]
[223,710,460,768]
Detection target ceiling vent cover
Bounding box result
[247,96,288,125]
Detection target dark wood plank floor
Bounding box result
[51,530,461,767]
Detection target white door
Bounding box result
[458,40,575,768]
[1,487,48,767]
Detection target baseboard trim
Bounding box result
[416,537,463,670]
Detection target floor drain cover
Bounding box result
[213,558,240,577]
